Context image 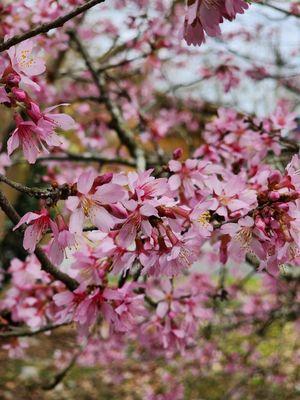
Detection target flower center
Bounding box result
[235,227,252,248]
[179,247,192,267]
[197,211,211,227]
[82,197,94,216]
[18,50,35,69]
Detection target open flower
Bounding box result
[48,216,75,266]
[14,208,52,253]
[7,118,44,163]
[66,170,127,234]
[7,39,45,90]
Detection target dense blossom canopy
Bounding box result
[0,1,299,398]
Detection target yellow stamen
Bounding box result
[197,211,211,227]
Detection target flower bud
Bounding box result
[268,191,280,201]
[255,217,265,230]
[268,171,281,185]
[173,147,183,160]
[93,173,113,187]
[5,72,21,86]
[11,87,27,102]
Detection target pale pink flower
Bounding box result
[7,119,44,163]
[205,175,257,219]
[7,39,45,90]
[14,208,52,252]
[182,0,248,46]
[48,216,75,266]
[66,170,127,234]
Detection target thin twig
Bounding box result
[37,153,136,167]
[0,173,75,204]
[259,2,300,19]
[0,0,107,52]
[0,322,70,338]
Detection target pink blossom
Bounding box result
[48,216,75,266]
[7,118,45,163]
[13,208,52,252]
[182,0,248,46]
[7,39,45,89]
[66,170,127,234]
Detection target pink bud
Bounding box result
[27,101,41,120]
[108,204,128,219]
[173,147,183,160]
[268,191,280,201]
[255,218,265,230]
[11,87,27,102]
[6,72,21,86]
[277,203,289,211]
[268,171,281,185]
[93,173,113,187]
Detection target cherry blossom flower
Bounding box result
[48,216,75,266]
[14,208,52,252]
[66,170,127,234]
[182,0,248,46]
[7,118,45,163]
[7,39,45,90]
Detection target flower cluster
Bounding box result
[182,0,249,46]
[0,40,75,163]
[0,1,299,397]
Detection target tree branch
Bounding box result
[0,322,69,338]
[68,30,146,171]
[259,2,300,19]
[0,189,79,291]
[0,173,75,205]
[0,0,107,53]
[36,153,136,167]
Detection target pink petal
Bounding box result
[93,183,126,204]
[77,170,96,195]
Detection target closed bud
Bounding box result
[268,191,280,201]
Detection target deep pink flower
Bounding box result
[182,0,248,46]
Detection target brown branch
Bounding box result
[68,31,146,171]
[42,334,91,390]
[0,189,79,291]
[0,174,45,197]
[0,322,69,338]
[0,0,107,53]
[36,153,136,167]
[0,174,76,205]
[42,351,79,390]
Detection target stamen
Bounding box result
[18,50,36,69]
[179,247,192,267]
[235,227,252,249]
[197,211,211,227]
